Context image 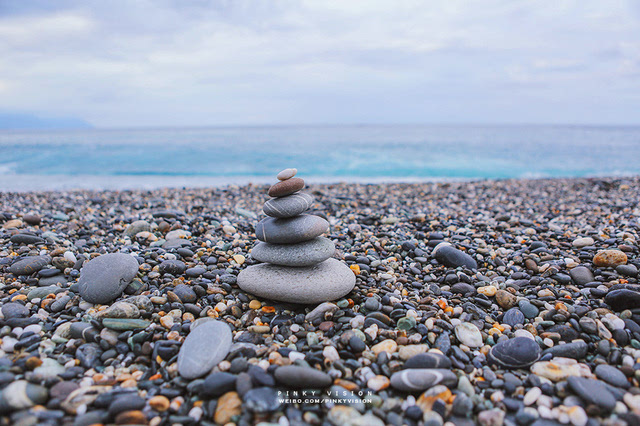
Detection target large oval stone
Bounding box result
[237,258,355,304]
[433,243,477,269]
[263,193,314,218]
[250,237,335,267]
[178,320,232,379]
[9,255,50,276]
[255,215,329,244]
[488,336,541,369]
[78,253,139,304]
[389,369,457,392]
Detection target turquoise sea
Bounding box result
[0,125,639,191]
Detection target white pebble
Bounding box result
[524,387,542,406]
[64,251,77,263]
[323,346,340,362]
[276,168,297,180]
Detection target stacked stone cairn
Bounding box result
[237,168,355,304]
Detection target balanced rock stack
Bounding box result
[238,168,355,304]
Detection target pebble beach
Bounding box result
[1,176,639,426]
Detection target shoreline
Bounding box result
[0,176,639,425]
[0,173,638,193]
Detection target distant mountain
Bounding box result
[0,112,93,130]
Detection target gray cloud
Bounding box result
[0,0,638,126]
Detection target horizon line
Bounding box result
[2,122,640,132]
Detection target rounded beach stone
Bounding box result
[605,289,640,311]
[432,242,477,269]
[237,258,355,304]
[263,192,314,218]
[488,336,541,369]
[177,320,232,379]
[274,366,332,388]
[404,352,452,369]
[78,253,139,304]
[389,369,457,392]
[567,376,617,411]
[454,322,483,348]
[255,214,329,244]
[0,380,48,411]
[593,250,627,267]
[9,255,50,276]
[251,237,335,267]
[268,177,305,197]
[277,168,297,181]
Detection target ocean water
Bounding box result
[0,125,639,191]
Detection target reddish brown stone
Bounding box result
[268,177,304,197]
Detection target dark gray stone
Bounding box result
[433,243,477,269]
[9,255,50,276]
[158,259,187,275]
[569,266,594,286]
[10,234,44,245]
[605,289,640,311]
[595,364,629,389]
[201,372,237,397]
[173,284,197,303]
[404,352,452,369]
[567,376,616,411]
[488,337,541,369]
[250,237,335,267]
[542,340,587,360]
[1,303,29,319]
[389,369,457,392]
[78,253,139,304]
[263,192,314,218]
[274,366,332,389]
[503,308,525,327]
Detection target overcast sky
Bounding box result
[1,0,639,127]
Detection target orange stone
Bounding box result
[148,395,170,412]
[115,410,147,425]
[593,250,627,267]
[214,391,242,424]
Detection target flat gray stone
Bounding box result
[251,237,335,267]
[237,258,355,304]
[255,214,329,244]
[263,193,314,218]
[390,369,458,392]
[178,320,232,379]
[78,253,139,304]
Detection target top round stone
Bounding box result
[277,168,297,181]
[268,177,305,198]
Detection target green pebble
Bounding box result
[27,285,64,301]
[102,318,151,331]
[539,321,555,327]
[221,243,232,251]
[235,207,257,219]
[337,299,349,308]
[631,339,640,349]
[397,316,416,331]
